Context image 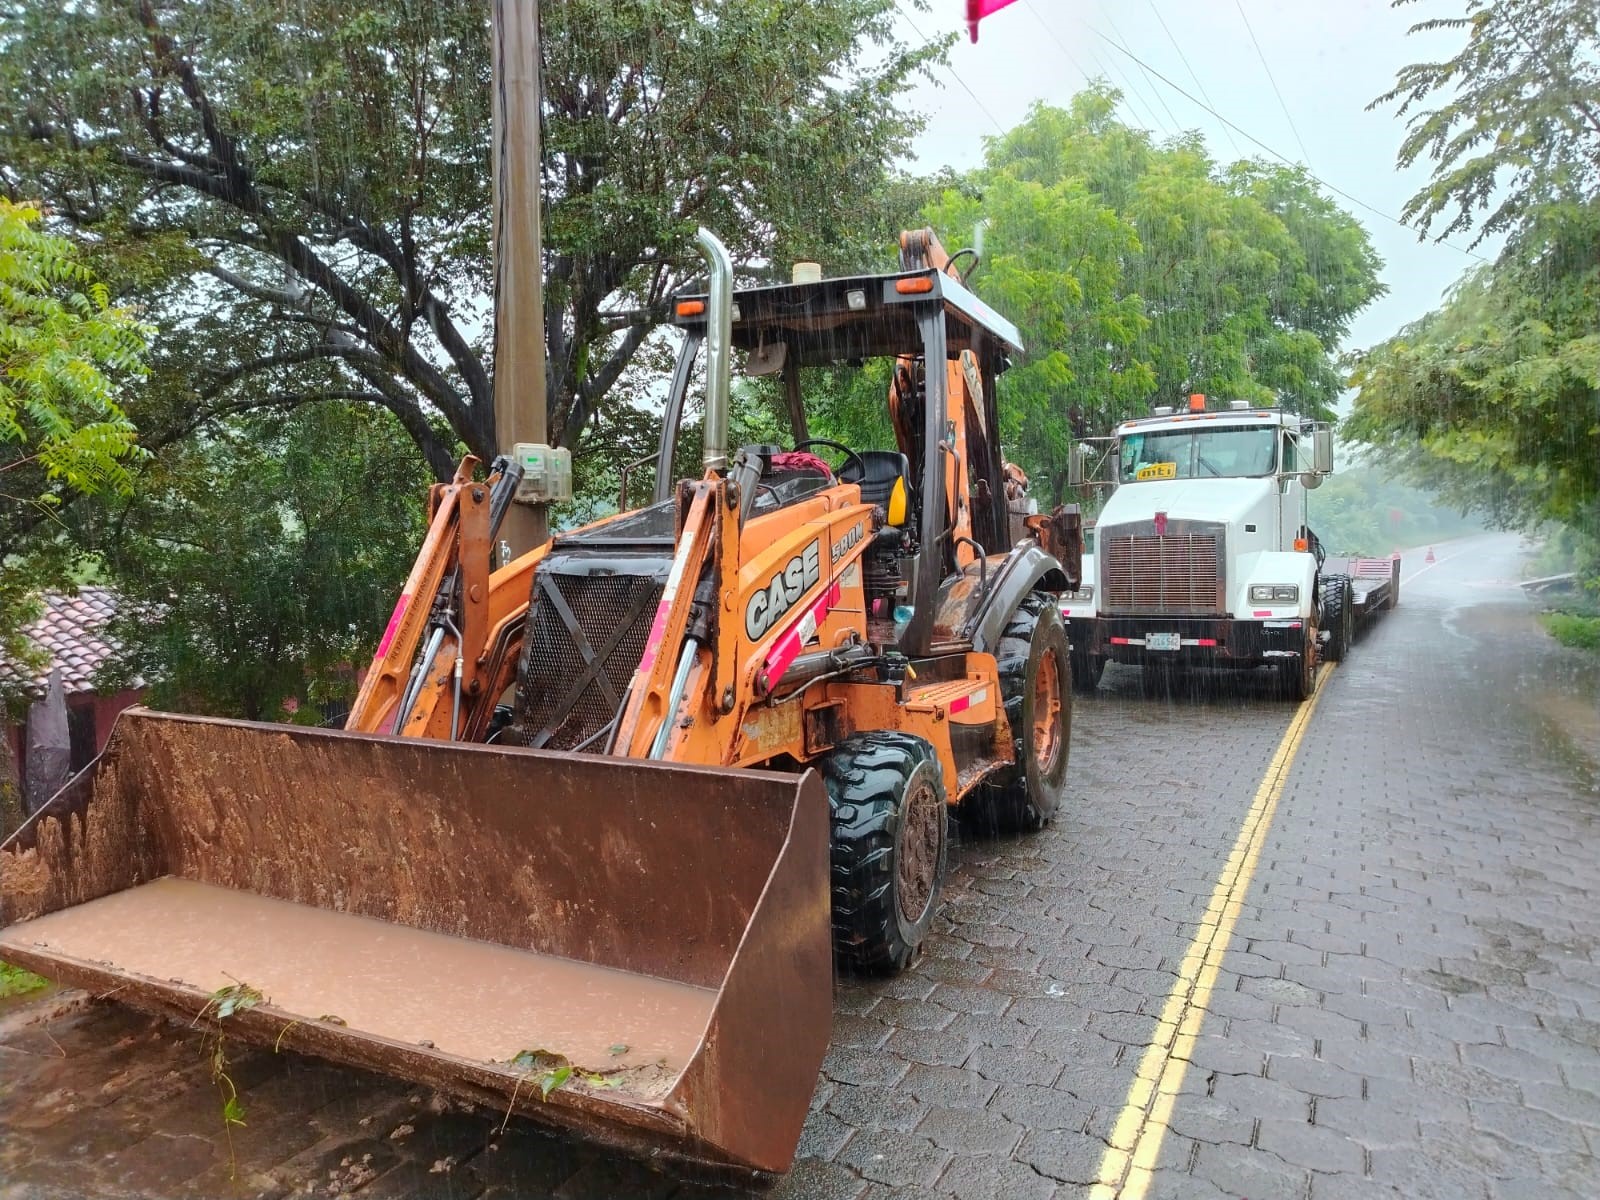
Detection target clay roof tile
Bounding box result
[0,586,142,698]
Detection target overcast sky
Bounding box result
[899,0,1497,354]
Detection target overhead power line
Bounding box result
[923,0,1486,263]
[895,2,1007,137]
[1081,24,1489,262]
[1020,1,1166,135]
[1147,0,1242,157]
[1104,12,1183,132]
[1233,0,1314,166]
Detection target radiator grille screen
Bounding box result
[511,573,662,750]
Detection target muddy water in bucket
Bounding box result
[0,711,833,1173]
[1,876,714,1080]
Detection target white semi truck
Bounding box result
[1060,395,1398,700]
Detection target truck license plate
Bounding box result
[1146,632,1181,651]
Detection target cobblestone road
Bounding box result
[2,533,1595,1199]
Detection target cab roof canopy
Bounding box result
[670,268,1024,368]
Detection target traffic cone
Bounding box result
[1425,546,1436,564]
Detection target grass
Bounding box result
[0,959,50,999]
[1544,612,1600,652]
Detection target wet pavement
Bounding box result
[2,532,1596,1199]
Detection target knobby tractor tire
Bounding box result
[822,732,949,973]
[1321,574,1353,663]
[983,592,1072,833]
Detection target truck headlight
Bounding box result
[1249,584,1299,603]
[1064,586,1092,604]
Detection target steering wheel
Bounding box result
[792,437,867,482]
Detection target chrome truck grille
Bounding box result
[1099,520,1227,615]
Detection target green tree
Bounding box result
[0,0,944,492]
[918,91,1383,500]
[1370,0,1599,247]
[1307,463,1486,557]
[569,163,958,514]
[1346,201,1599,572]
[101,403,431,720]
[0,198,148,702]
[1355,1,1599,584]
[923,156,1151,498]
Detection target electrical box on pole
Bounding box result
[512,442,572,503]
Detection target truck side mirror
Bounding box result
[1067,443,1085,487]
[1312,428,1334,475]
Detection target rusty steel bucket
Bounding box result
[0,709,832,1176]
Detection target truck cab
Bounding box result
[1062,395,1334,699]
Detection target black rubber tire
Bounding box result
[822,732,949,973]
[981,592,1071,833]
[1278,610,1320,701]
[1321,574,1353,663]
[1069,647,1105,693]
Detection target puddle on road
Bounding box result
[1453,601,1599,784]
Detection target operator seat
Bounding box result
[840,451,914,527]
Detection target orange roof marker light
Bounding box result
[1188,393,1206,412]
[895,275,934,294]
[675,299,705,317]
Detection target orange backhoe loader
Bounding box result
[0,228,1082,1177]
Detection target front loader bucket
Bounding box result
[0,709,831,1176]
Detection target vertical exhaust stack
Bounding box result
[697,228,733,472]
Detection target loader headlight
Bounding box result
[1249,585,1299,603]
[1063,586,1092,604]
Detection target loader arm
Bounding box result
[346,454,523,739]
[611,480,722,758]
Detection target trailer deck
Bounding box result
[1324,555,1400,624]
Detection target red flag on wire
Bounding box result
[966,0,1020,42]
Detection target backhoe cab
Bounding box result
[1,228,1081,1178]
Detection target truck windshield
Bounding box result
[1118,426,1278,482]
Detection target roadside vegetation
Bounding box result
[1543,613,1600,653]
[0,199,149,713]
[785,89,1384,505]
[1349,0,1598,604]
[1530,526,1600,652]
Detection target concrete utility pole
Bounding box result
[490,0,548,553]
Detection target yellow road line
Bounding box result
[1090,663,1336,1199]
